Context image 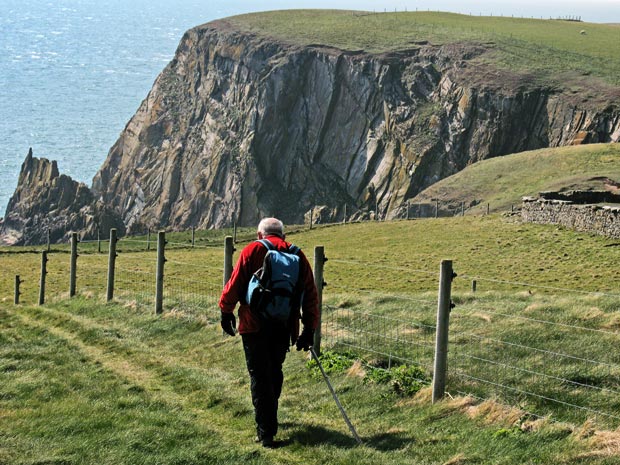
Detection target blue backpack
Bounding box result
[246,239,303,323]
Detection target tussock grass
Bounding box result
[0,299,608,464]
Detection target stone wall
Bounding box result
[521,197,620,238]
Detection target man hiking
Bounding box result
[219,217,319,447]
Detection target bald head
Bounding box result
[257,217,285,239]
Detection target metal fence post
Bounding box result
[472,280,477,293]
[106,228,117,302]
[147,229,151,251]
[223,236,234,286]
[310,208,314,230]
[192,227,195,248]
[39,251,47,305]
[14,275,21,305]
[47,227,51,252]
[155,231,166,314]
[313,246,326,356]
[70,232,78,297]
[432,259,454,403]
[97,228,101,253]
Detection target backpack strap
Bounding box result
[257,238,300,255]
[257,239,274,250]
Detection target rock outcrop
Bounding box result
[0,149,125,245]
[90,19,619,230]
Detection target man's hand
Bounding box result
[296,327,314,351]
[221,311,237,336]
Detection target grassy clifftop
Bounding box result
[227,10,620,87]
[413,143,620,214]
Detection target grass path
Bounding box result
[3,298,614,464]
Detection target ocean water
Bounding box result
[1,0,617,217]
[0,0,249,216]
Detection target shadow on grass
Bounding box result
[281,423,414,451]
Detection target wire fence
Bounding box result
[321,259,620,428]
[3,229,620,428]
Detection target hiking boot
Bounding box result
[254,434,275,448]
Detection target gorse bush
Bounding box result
[306,350,356,376]
[308,350,429,396]
[364,364,428,396]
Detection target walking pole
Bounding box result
[309,347,363,445]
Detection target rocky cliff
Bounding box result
[89,19,619,231]
[4,16,620,244]
[0,149,125,245]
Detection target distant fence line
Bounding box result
[15,199,514,250]
[4,225,619,429]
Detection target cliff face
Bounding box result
[90,20,620,230]
[0,149,125,245]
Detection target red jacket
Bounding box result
[219,235,320,341]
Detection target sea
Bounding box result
[1,0,617,216]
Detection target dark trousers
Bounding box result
[241,323,290,438]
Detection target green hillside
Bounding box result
[228,10,620,86]
[412,143,620,214]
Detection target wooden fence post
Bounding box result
[97,228,101,253]
[14,275,21,305]
[313,246,326,356]
[432,259,454,403]
[39,251,47,305]
[310,208,314,230]
[461,202,465,216]
[223,236,234,286]
[435,199,439,218]
[192,227,195,248]
[47,228,51,252]
[147,229,151,251]
[343,204,347,223]
[155,231,166,314]
[233,221,237,243]
[472,280,477,293]
[69,232,78,297]
[106,228,117,302]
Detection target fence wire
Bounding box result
[322,266,439,382]
[77,253,108,297]
[322,260,620,427]
[448,303,620,426]
[322,304,436,375]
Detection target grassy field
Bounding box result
[1,296,618,465]
[412,143,620,214]
[2,216,620,463]
[228,10,620,86]
[3,214,620,303]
